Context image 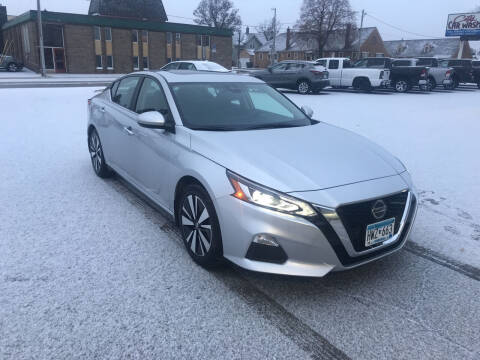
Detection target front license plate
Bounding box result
[365,218,395,247]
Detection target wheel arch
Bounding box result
[174,175,212,226]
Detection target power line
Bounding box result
[365,12,442,39]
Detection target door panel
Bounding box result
[103,76,142,179]
[328,60,341,86]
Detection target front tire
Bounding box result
[178,184,223,268]
[88,129,113,178]
[297,80,311,95]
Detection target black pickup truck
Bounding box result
[353,57,428,92]
[439,59,480,89]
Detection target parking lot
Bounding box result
[1,86,479,359]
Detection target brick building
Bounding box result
[255,27,388,68]
[1,1,232,73]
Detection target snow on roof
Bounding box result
[233,32,268,46]
[384,38,461,58]
[258,27,377,52]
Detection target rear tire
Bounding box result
[88,129,113,178]
[177,184,223,269]
[297,80,311,95]
[427,77,436,91]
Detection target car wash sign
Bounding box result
[446,13,480,37]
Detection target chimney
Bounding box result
[246,26,249,35]
[344,23,352,49]
[286,27,291,50]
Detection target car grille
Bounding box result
[336,191,409,252]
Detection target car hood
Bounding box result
[190,123,406,193]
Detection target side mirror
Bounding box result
[137,111,167,129]
[301,105,314,118]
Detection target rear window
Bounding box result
[316,60,327,67]
[393,60,412,67]
[367,58,388,68]
[416,59,433,66]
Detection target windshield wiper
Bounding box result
[242,123,306,131]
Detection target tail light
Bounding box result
[88,99,92,106]
[446,70,452,79]
[310,70,323,76]
[420,69,428,78]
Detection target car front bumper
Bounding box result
[215,174,417,277]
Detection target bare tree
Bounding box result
[296,0,355,56]
[257,19,282,41]
[193,0,242,31]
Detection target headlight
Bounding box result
[227,170,317,218]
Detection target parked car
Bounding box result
[161,60,229,72]
[251,60,329,94]
[87,70,417,277]
[354,57,429,93]
[439,59,480,89]
[0,55,24,72]
[315,57,390,91]
[413,57,454,90]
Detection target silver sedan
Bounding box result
[87,70,418,277]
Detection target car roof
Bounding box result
[166,60,220,65]
[153,70,264,83]
[279,60,315,64]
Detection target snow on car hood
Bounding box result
[190,122,406,193]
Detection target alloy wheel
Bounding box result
[180,195,212,257]
[8,63,17,72]
[395,81,408,92]
[89,131,103,174]
[298,81,310,94]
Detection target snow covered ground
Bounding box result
[286,87,480,268]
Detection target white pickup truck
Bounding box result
[315,58,390,91]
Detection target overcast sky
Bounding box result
[1,0,479,41]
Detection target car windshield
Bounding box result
[198,63,229,72]
[170,82,312,131]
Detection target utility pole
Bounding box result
[37,0,46,77]
[359,9,366,58]
[237,28,241,68]
[271,7,277,66]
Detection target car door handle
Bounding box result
[123,126,135,136]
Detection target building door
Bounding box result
[53,48,66,73]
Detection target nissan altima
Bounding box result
[87,70,418,277]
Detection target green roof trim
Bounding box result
[2,10,233,37]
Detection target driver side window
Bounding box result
[135,78,169,115]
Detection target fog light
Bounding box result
[252,234,279,247]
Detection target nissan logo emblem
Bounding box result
[372,200,387,220]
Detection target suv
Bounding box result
[0,55,24,72]
[161,61,229,72]
[252,61,330,94]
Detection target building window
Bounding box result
[105,27,112,41]
[107,55,113,69]
[167,32,172,44]
[142,30,149,70]
[132,30,139,43]
[21,24,30,54]
[94,26,101,41]
[133,56,139,70]
[96,55,103,69]
[260,53,263,60]
[175,33,181,60]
